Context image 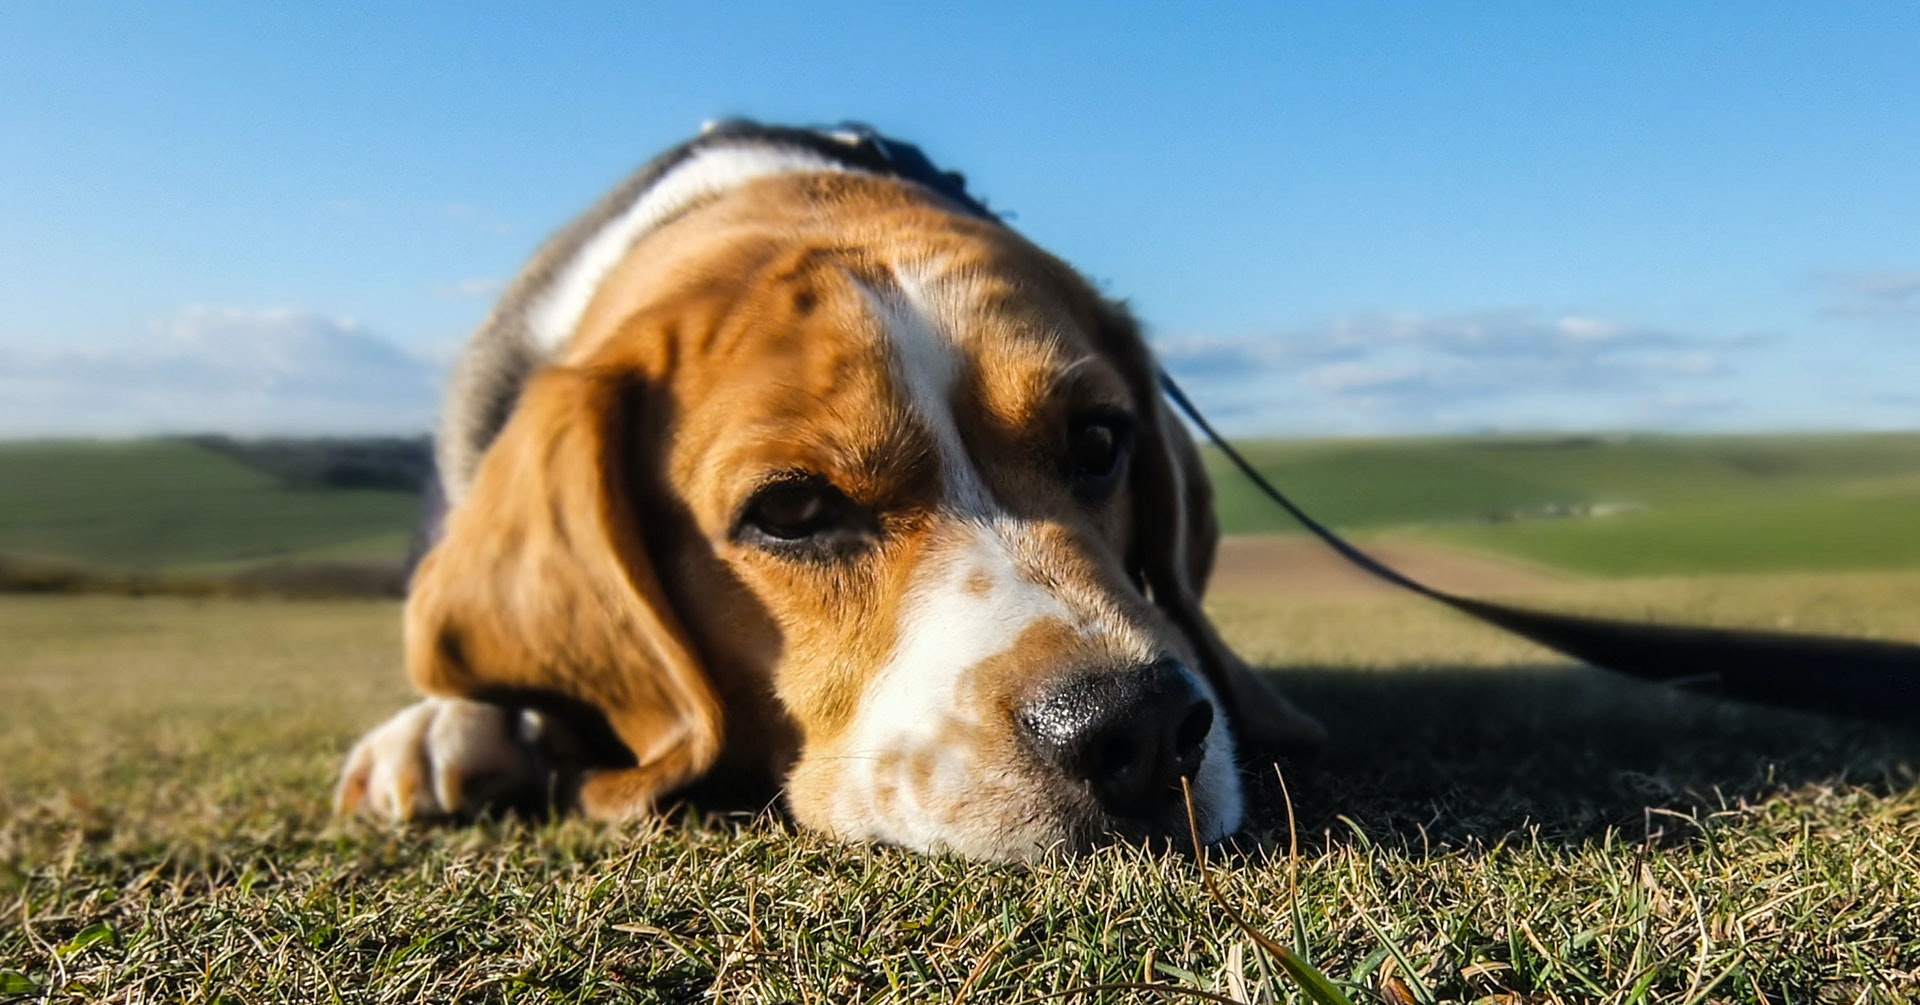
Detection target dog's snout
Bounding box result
[1019,659,1214,818]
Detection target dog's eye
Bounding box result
[749,483,828,538]
[1065,412,1134,500]
[735,477,870,555]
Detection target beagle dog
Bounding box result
[335,122,1323,860]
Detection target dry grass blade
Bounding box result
[952,923,1029,1005]
[999,776,1360,1005]
[1182,778,1359,1005]
[1275,764,1305,953]
[1005,982,1255,1005]
[1380,975,1420,1005]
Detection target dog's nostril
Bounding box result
[1091,736,1135,781]
[1173,700,1213,763]
[1019,659,1212,820]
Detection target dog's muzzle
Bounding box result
[1018,658,1216,824]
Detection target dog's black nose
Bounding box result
[1018,659,1214,818]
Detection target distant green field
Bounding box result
[0,439,417,572]
[2,433,1918,581]
[1207,432,1920,575]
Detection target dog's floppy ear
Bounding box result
[404,363,723,819]
[1098,305,1327,757]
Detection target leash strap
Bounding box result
[1159,370,1920,726]
[809,118,1920,727]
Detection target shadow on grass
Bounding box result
[1237,662,1920,854]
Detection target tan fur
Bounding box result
[405,363,725,818]
[435,158,687,504]
[339,166,1320,851]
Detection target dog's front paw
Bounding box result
[334,697,558,822]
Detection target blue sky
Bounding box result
[2,2,1916,436]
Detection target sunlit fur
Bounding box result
[343,165,1323,859]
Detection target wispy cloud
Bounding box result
[441,202,516,235]
[433,277,504,300]
[1816,268,1920,327]
[0,308,442,437]
[1153,309,1767,433]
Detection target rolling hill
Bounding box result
[2,432,1917,592]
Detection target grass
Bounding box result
[1206,432,1920,576]
[7,433,1920,587]
[4,572,1918,1003]
[1414,490,1920,577]
[0,440,416,572]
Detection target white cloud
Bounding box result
[1829,269,1920,300]
[1554,315,1629,342]
[5,300,1901,440]
[441,202,516,235]
[1152,308,1763,434]
[433,277,504,300]
[1303,360,1424,394]
[1818,268,1920,327]
[0,307,442,437]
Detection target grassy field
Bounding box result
[0,439,417,575]
[4,434,1917,999]
[4,570,1918,1002]
[1206,433,1920,576]
[4,434,1919,589]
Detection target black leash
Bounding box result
[827,118,1920,727]
[1159,371,1920,727]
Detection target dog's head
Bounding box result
[406,170,1321,859]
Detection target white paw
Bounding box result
[334,697,554,821]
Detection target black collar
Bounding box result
[694,119,999,222]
